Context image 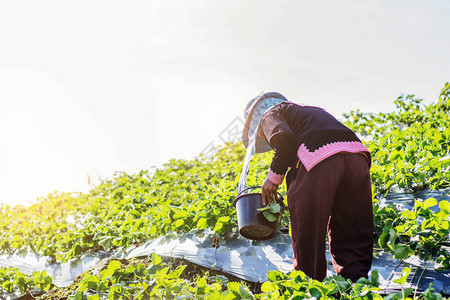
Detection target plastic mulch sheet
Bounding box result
[0,189,449,295]
[125,229,450,295]
[0,251,113,287]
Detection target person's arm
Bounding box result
[259,107,298,205]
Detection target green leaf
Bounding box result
[97,281,108,293]
[166,265,186,279]
[74,292,85,300]
[175,219,185,228]
[268,203,281,214]
[197,218,208,230]
[423,198,438,209]
[151,253,161,265]
[308,286,322,298]
[388,150,401,162]
[109,285,123,300]
[210,275,229,285]
[181,286,194,298]
[393,267,411,285]
[260,281,276,292]
[226,282,241,293]
[72,244,82,256]
[107,260,122,271]
[370,269,379,287]
[266,270,285,282]
[217,216,230,223]
[213,221,225,233]
[378,227,391,249]
[439,200,450,214]
[385,180,396,191]
[393,244,414,260]
[238,285,254,298]
[423,282,443,300]
[330,276,351,292]
[263,211,278,222]
[403,288,414,298]
[98,236,113,249]
[173,210,188,220]
[384,291,402,300]
[197,277,207,288]
[258,202,282,222]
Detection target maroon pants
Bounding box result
[286,153,373,282]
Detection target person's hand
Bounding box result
[261,178,279,205]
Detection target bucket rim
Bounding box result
[233,192,261,207]
[233,185,284,207]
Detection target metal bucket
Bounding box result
[233,186,284,240]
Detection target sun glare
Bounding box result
[0,69,120,207]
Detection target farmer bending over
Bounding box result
[241,92,373,282]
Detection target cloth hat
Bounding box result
[242,92,288,153]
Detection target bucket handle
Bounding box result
[235,185,285,207]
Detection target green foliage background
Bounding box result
[0,83,449,299]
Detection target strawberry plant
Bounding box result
[343,83,450,194]
[377,198,450,262]
[71,253,255,300]
[0,266,53,296]
[51,254,444,299]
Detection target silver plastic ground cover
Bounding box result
[0,251,113,287]
[125,229,450,295]
[0,189,448,295]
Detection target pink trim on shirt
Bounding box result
[267,168,285,185]
[297,141,369,172]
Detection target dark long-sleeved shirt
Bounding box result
[260,102,370,185]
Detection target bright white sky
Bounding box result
[0,0,449,206]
